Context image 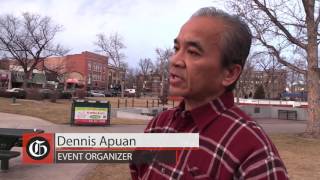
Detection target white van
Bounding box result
[125,89,136,94]
[125,89,136,97]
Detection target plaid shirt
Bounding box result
[130,92,288,180]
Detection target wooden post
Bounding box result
[152,100,154,107]
[147,100,149,108]
[172,100,174,108]
[132,98,134,107]
[125,98,127,107]
[117,98,120,108]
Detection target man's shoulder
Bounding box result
[203,105,277,156]
[144,107,178,133]
[221,105,270,142]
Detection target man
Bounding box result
[130,7,288,180]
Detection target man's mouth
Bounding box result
[170,73,183,85]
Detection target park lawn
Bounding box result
[270,134,320,180]
[0,97,149,125]
[85,134,320,180]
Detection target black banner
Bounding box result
[55,150,177,164]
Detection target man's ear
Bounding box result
[222,64,242,87]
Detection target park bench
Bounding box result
[0,150,20,171]
[0,128,44,170]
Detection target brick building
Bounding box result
[45,51,109,90]
[238,70,287,99]
[107,64,126,90]
[0,58,46,88]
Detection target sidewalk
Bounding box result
[256,118,307,134]
[0,112,145,180]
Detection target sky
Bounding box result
[0,0,225,68]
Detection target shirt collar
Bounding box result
[177,91,235,131]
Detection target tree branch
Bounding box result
[256,35,306,75]
[253,0,307,49]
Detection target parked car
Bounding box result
[38,88,53,99]
[104,91,113,97]
[110,89,121,97]
[6,88,24,93]
[124,89,136,97]
[38,88,52,93]
[5,88,26,99]
[87,90,105,97]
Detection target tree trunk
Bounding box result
[305,62,320,137]
[22,71,31,88]
[305,46,320,136]
[121,81,124,98]
[305,4,320,137]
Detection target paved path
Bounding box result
[0,112,307,180]
[256,118,307,134]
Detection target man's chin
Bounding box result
[169,88,186,97]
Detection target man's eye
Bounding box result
[187,50,200,56]
[173,46,179,53]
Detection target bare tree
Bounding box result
[138,58,154,77]
[95,32,126,96]
[95,32,126,68]
[138,58,154,95]
[43,59,67,87]
[125,67,139,89]
[227,0,320,137]
[236,54,255,101]
[256,55,283,99]
[0,13,68,88]
[155,48,173,103]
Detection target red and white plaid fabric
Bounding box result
[130,92,288,180]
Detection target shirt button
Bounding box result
[161,168,166,173]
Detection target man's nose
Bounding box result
[170,51,186,68]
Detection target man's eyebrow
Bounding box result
[174,38,204,52]
[185,40,204,52]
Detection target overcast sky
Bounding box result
[1,0,225,67]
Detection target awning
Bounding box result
[66,78,79,83]
[0,74,8,80]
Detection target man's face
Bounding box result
[169,16,227,99]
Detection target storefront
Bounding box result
[11,71,46,88]
[0,70,11,89]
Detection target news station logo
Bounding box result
[23,133,54,164]
[26,136,50,160]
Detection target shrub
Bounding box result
[50,91,58,103]
[254,85,266,99]
[25,88,42,100]
[75,89,86,99]
[59,91,72,99]
[40,91,51,99]
[15,90,27,99]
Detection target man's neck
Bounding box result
[184,90,225,111]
